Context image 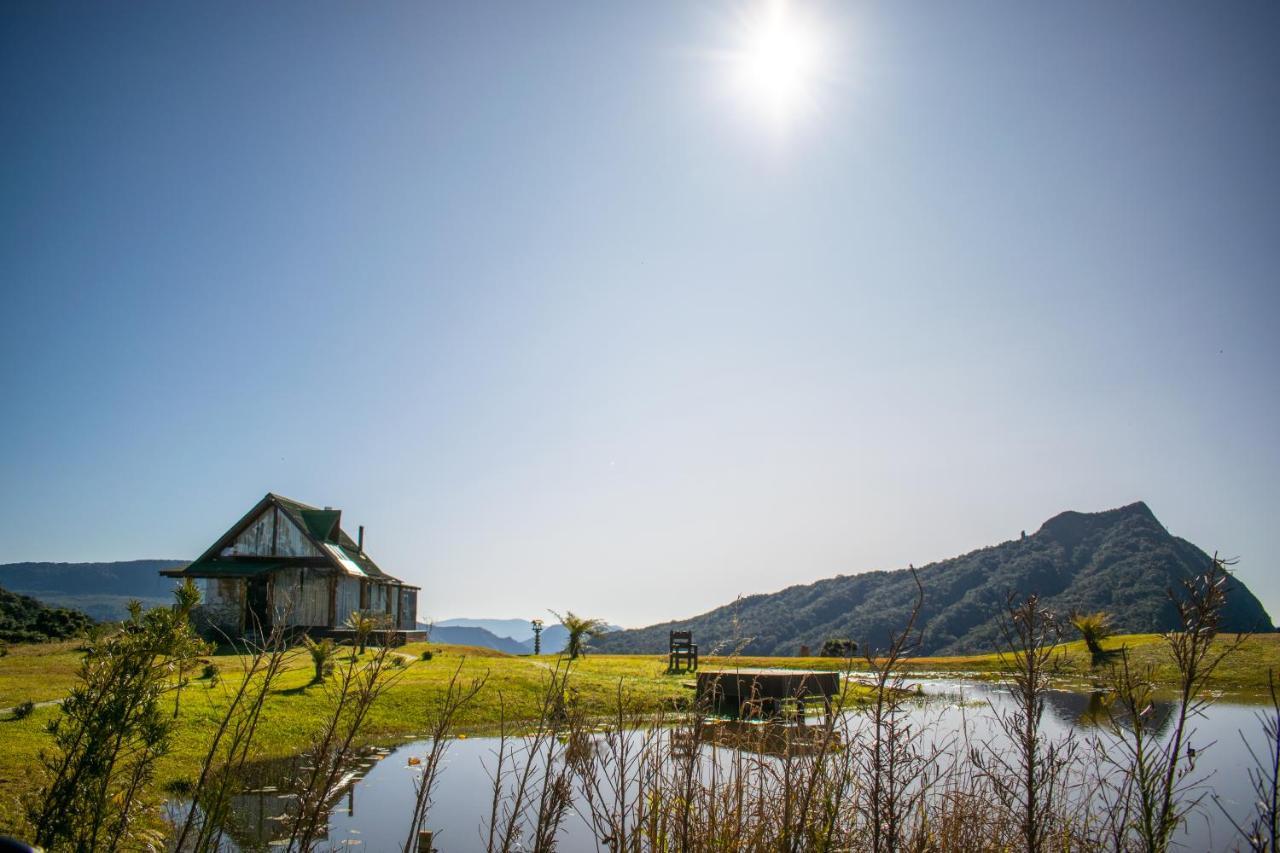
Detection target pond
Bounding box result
[193,677,1274,852]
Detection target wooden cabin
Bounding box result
[162,493,421,641]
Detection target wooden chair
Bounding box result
[669,630,698,671]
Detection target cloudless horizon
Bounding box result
[2,2,1278,628]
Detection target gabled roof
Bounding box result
[162,493,418,588]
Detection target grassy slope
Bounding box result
[1,633,1277,834]
[0,642,693,833]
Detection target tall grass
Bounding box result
[389,556,1264,853]
[14,556,1274,852]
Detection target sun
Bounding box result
[728,0,826,127]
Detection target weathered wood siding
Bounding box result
[220,507,320,558]
[273,569,330,626]
[334,576,362,624]
[369,583,390,617]
[398,588,417,629]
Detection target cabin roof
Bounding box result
[162,493,418,588]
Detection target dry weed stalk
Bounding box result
[172,618,294,853]
[285,625,406,852]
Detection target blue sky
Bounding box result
[2,2,1277,627]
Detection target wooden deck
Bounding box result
[695,668,841,721]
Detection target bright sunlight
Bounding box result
[728,0,826,127]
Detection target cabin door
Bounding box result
[245,577,272,634]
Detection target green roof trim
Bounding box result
[170,559,289,578]
[300,509,341,544]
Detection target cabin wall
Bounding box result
[220,507,321,558]
[368,583,390,617]
[272,569,330,627]
[334,576,362,624]
[276,512,320,557]
[398,588,417,629]
[193,578,244,636]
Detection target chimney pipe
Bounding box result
[358,525,364,555]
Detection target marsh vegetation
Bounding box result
[0,558,1277,851]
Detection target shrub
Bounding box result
[302,635,337,684]
[820,638,857,657]
[421,650,434,661]
[10,700,34,721]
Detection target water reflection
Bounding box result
[1041,688,1176,734]
[188,748,390,851]
[183,680,1264,852]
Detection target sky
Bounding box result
[1,2,1278,628]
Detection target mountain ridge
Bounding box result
[0,560,189,621]
[593,502,1273,657]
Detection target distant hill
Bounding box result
[436,618,539,642]
[425,620,621,655]
[426,624,529,655]
[0,586,92,642]
[593,502,1275,657]
[0,560,188,621]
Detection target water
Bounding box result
[196,678,1275,851]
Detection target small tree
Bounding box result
[1069,610,1113,667]
[302,635,337,684]
[551,611,606,660]
[344,610,384,656]
[820,638,856,658]
[26,581,204,852]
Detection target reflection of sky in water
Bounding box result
[210,680,1272,852]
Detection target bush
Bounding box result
[820,638,857,657]
[10,700,34,721]
[302,635,337,683]
[201,662,219,680]
[421,650,434,661]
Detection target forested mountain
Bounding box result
[593,502,1274,657]
[0,560,188,621]
[0,586,92,643]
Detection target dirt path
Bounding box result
[0,697,63,718]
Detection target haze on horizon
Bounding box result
[1,2,1277,629]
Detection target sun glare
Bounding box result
[729,0,826,128]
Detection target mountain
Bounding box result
[427,624,529,655]
[425,620,623,655]
[593,502,1274,657]
[0,586,92,642]
[0,560,189,621]
[435,618,539,642]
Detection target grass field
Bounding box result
[1,632,1277,836]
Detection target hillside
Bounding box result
[0,586,92,643]
[0,560,188,621]
[593,502,1274,657]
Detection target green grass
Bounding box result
[0,642,691,834]
[0,640,86,707]
[1,633,1277,836]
